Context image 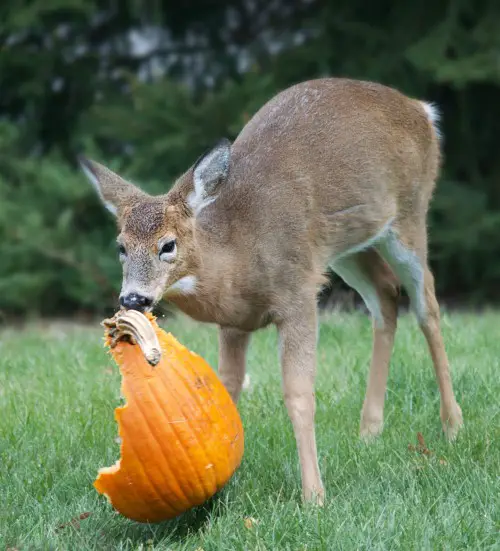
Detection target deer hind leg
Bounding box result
[332,249,400,440]
[376,226,463,440]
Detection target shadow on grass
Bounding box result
[99,490,224,547]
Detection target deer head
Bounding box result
[79,139,231,311]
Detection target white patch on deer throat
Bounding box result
[167,275,198,295]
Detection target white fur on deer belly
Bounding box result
[166,275,198,295]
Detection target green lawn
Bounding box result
[1,311,499,550]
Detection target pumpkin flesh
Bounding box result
[95,314,244,523]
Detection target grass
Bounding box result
[0,311,499,550]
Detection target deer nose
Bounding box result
[120,293,153,312]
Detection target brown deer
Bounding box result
[80,77,463,505]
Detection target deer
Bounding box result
[80,77,463,505]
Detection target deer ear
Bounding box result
[188,138,231,214]
[78,156,145,216]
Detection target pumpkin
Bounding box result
[94,310,244,523]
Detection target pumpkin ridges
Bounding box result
[97,463,176,523]
[155,349,222,495]
[129,326,219,500]
[105,342,190,517]
[197,361,243,488]
[117,325,218,507]
[96,412,180,521]
[123,387,192,513]
[95,401,172,521]
[182,345,243,485]
[159,336,226,481]
[157,384,216,486]
[120,342,206,512]
[154,327,220,496]
[140,381,201,507]
[117,397,185,518]
[174,397,218,497]
[181,348,234,486]
[165,346,226,489]
[147,377,211,502]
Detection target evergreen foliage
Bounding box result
[2,1,500,316]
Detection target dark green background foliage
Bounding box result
[2,0,500,317]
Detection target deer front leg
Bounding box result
[277,304,324,505]
[218,326,251,404]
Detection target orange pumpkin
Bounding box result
[94,311,244,523]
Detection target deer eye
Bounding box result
[159,239,176,261]
[117,244,126,257]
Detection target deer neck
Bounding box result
[164,225,232,321]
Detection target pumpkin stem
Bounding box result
[102,311,162,366]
